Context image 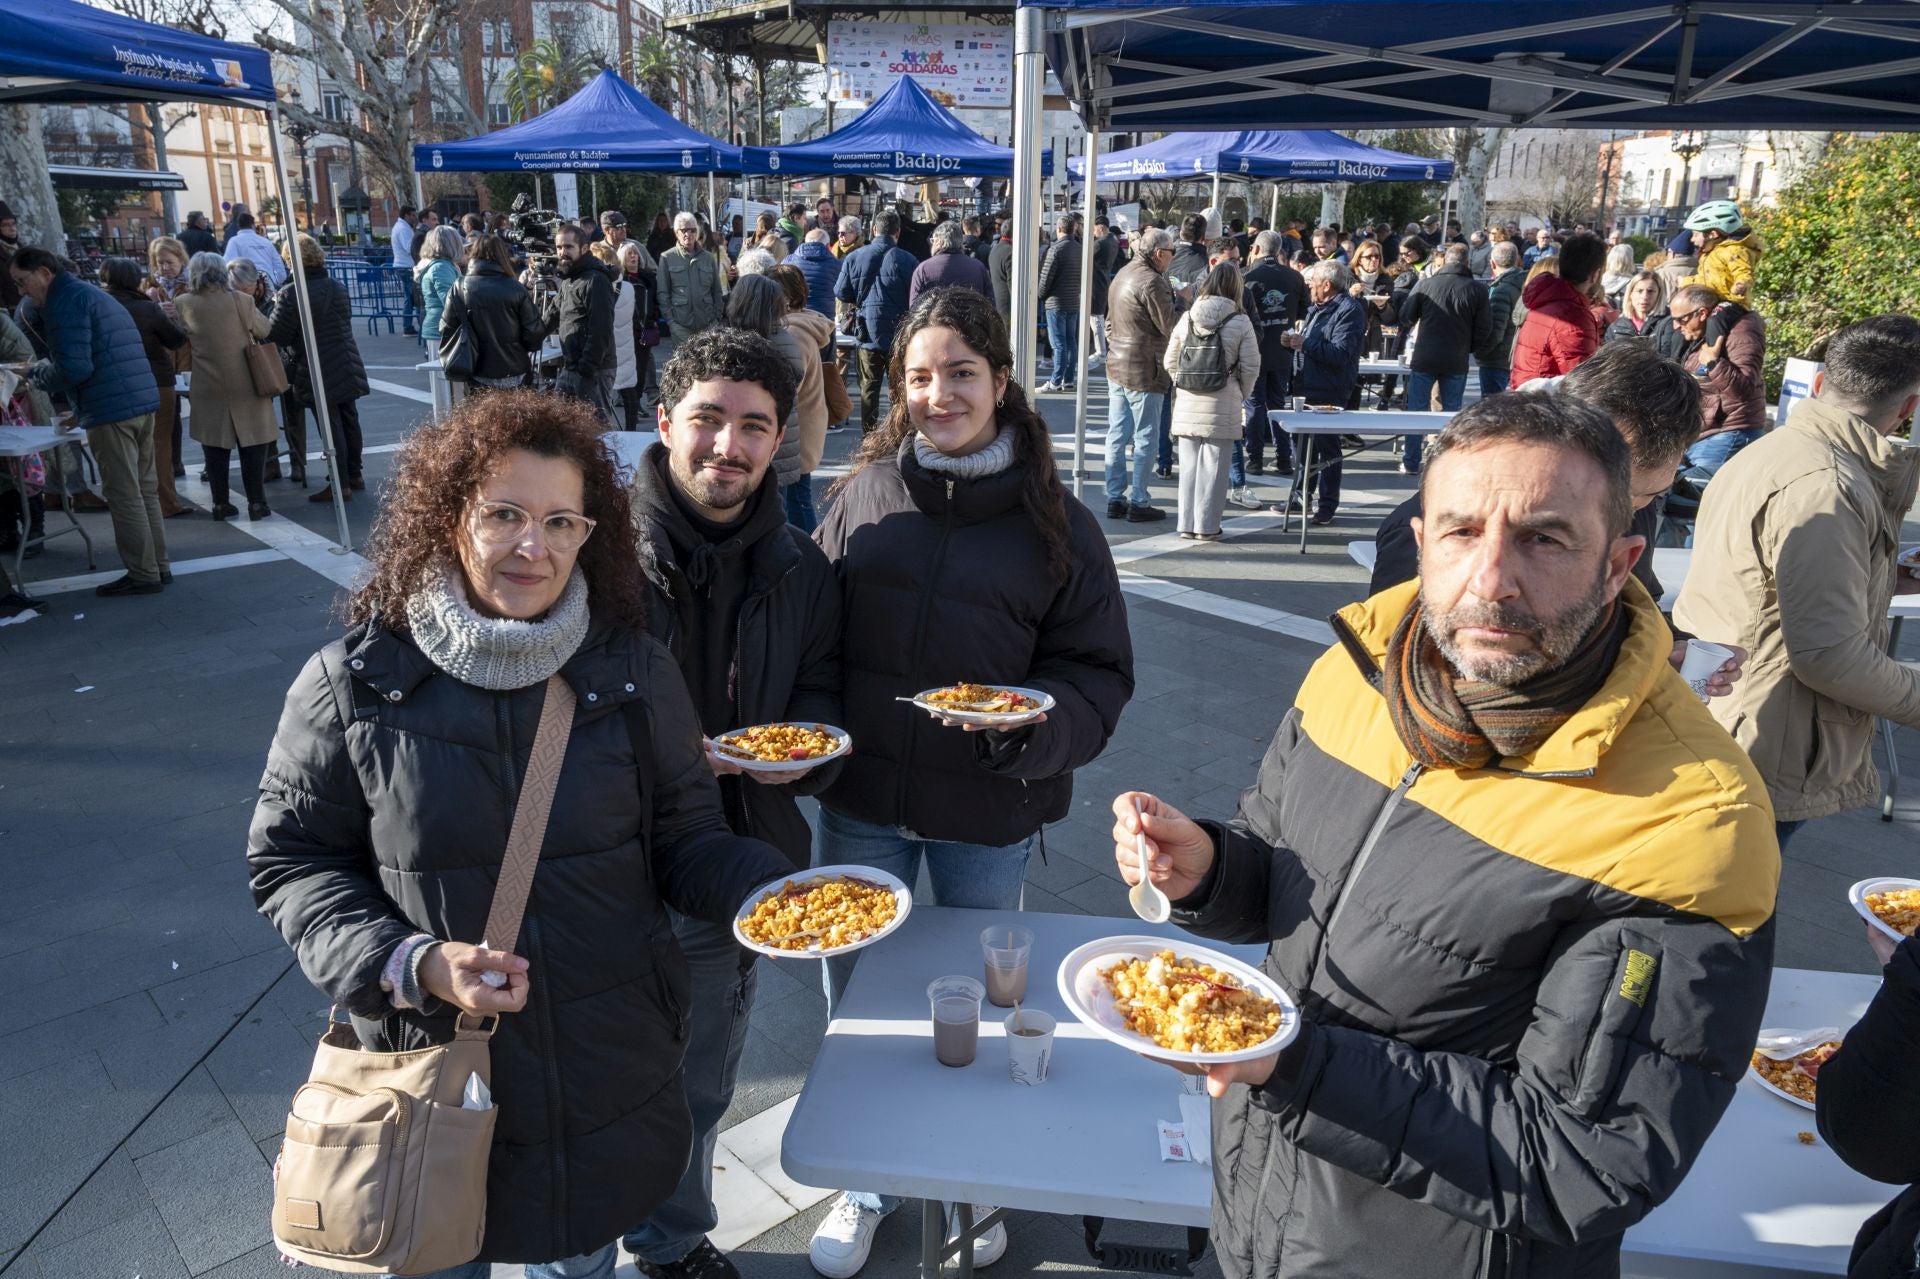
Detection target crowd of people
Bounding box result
[8,180,1919,1279]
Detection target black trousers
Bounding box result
[205,442,268,508]
[1243,357,1294,467]
[313,398,363,481]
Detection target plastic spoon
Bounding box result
[1128,796,1171,924]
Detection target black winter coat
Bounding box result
[267,269,370,406]
[106,285,186,395]
[1818,937,1920,1279]
[1397,262,1492,377]
[247,618,790,1264]
[815,443,1134,845]
[543,257,616,377]
[442,258,544,382]
[633,445,845,867]
[1090,232,1121,316]
[1475,268,1525,369]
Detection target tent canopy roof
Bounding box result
[1037,0,1920,133]
[414,69,742,174]
[0,0,275,108]
[1069,128,1453,183]
[742,75,1049,178]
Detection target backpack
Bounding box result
[1175,322,1230,392]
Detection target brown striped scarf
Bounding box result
[1383,596,1629,770]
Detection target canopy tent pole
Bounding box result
[1270,184,1279,227]
[1210,172,1222,232]
[1071,124,1099,499]
[1009,6,1046,391]
[707,170,717,223]
[413,168,426,211]
[267,103,351,551]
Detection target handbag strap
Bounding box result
[231,291,259,347]
[480,674,577,956]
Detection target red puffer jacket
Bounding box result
[1510,273,1601,387]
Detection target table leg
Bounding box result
[45,444,95,568]
[954,1203,975,1279]
[1882,617,1905,821]
[921,1198,943,1279]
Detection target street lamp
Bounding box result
[285,118,317,232]
[1670,129,1706,217]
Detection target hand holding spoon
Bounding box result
[1128,796,1171,924]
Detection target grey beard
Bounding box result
[1426,570,1610,687]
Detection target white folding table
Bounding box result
[1269,409,1453,553]
[0,424,97,608]
[782,907,1245,1279]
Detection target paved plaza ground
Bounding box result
[2,332,1915,1277]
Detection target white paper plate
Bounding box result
[1746,1037,1837,1112]
[711,722,850,774]
[1056,935,1300,1065]
[732,865,912,960]
[910,685,1056,728]
[1301,404,1344,414]
[1848,876,1920,943]
[1900,545,1920,570]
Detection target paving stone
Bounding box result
[19,1148,151,1255]
[202,1013,315,1142]
[26,1205,191,1279]
[0,992,164,1085]
[134,1120,273,1275]
[125,1067,242,1161]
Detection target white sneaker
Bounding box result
[946,1204,1008,1269]
[1229,487,1262,510]
[1036,380,1061,393]
[811,1193,886,1279]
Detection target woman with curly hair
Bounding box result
[806,286,1134,1279]
[246,391,789,1279]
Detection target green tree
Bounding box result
[504,37,600,122]
[1343,129,1449,233]
[1751,133,1920,393]
[626,36,680,107]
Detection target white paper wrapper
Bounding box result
[1157,1120,1191,1162]
[1178,1094,1213,1166]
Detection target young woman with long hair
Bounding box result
[806,285,1134,1279]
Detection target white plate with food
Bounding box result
[1300,404,1344,414]
[1899,545,1920,570]
[732,865,911,959]
[1848,876,1920,943]
[711,722,850,774]
[1057,936,1299,1065]
[908,684,1056,728]
[1747,1030,1843,1111]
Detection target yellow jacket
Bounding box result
[1683,231,1764,301]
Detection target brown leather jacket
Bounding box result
[1685,308,1768,438]
[1103,256,1176,395]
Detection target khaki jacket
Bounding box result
[1675,397,1920,821]
[175,289,276,449]
[1104,257,1176,395]
[659,247,726,337]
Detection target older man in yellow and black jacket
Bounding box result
[1114,391,1779,1279]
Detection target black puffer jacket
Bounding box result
[814,440,1134,845]
[1396,261,1492,377]
[441,258,544,382]
[247,619,789,1264]
[267,269,370,406]
[633,445,845,867]
[1818,937,1920,1278]
[541,256,616,377]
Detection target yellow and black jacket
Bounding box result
[1176,578,1779,1279]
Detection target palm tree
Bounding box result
[627,36,679,108]
[503,37,599,122]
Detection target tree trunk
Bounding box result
[1451,127,1507,237]
[1318,182,1348,228]
[149,104,179,233]
[0,106,63,251]
[1769,130,1833,187]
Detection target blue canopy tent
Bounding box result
[1067,129,1450,184]
[1003,0,1920,489]
[739,76,1051,179]
[0,0,354,550]
[414,70,742,219]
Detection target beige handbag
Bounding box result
[235,293,291,398]
[271,675,577,1275]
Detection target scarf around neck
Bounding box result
[1383,594,1629,770]
[404,562,590,690]
[913,425,1017,480]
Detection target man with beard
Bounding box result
[538,223,618,423]
[1110,392,1778,1279]
[621,326,843,1279]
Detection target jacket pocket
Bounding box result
[1566,930,1660,1120]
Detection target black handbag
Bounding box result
[439,282,478,382]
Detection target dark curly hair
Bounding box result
[832,286,1074,585]
[346,389,648,633]
[659,325,798,430]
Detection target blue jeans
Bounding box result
[1685,427,1763,478]
[1479,365,1511,397]
[816,804,1035,1217]
[1045,310,1078,387]
[393,1243,616,1279]
[1105,386,1163,506]
[1229,440,1246,489]
[623,916,758,1263]
[1402,372,1466,469]
[783,475,817,532]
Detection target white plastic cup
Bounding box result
[1005,1010,1055,1086]
[929,977,984,1068]
[1679,640,1736,701]
[981,925,1034,1009]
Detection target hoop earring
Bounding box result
[997,395,1005,408]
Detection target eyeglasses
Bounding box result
[468,501,598,552]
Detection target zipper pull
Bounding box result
[946,479,955,501]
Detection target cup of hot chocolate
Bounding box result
[929,976,985,1068]
[981,926,1033,1008]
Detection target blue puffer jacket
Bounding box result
[31,272,162,428]
[785,240,838,323]
[416,257,459,343]
[1297,292,1366,407]
[833,234,917,352]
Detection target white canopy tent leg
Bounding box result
[266,104,351,550]
[1210,172,1222,232]
[707,171,718,223]
[1070,125,1099,499]
[1270,185,1280,227]
[1009,6,1046,391]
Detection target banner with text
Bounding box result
[826,20,1011,109]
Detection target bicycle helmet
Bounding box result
[1683,200,1745,234]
